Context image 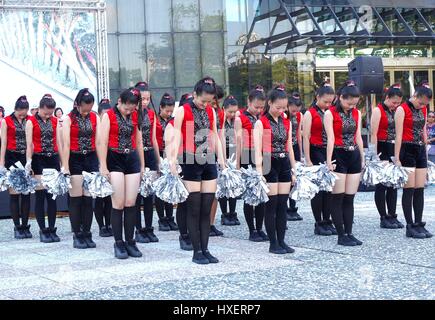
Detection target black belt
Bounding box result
[311,144,326,149]
[7,149,26,154]
[183,152,215,158]
[71,150,95,155]
[335,145,357,151]
[143,146,154,152]
[110,148,134,154]
[267,152,288,159]
[35,152,58,157]
[402,141,424,146]
[379,140,395,144]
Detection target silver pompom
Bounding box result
[0,167,8,192]
[290,163,320,201]
[240,166,270,206]
[313,163,339,192]
[139,168,158,198]
[153,158,188,205]
[82,171,114,199]
[381,163,414,189]
[6,162,39,195]
[427,161,435,184]
[41,169,71,200]
[361,160,387,186]
[216,156,246,199]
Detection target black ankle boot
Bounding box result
[406,223,426,239]
[135,228,150,243]
[202,250,219,263]
[49,227,60,242]
[83,232,96,248]
[347,234,363,245]
[114,240,129,259]
[248,230,263,242]
[145,227,159,242]
[39,228,53,243]
[337,235,357,246]
[220,213,234,226]
[415,222,432,238]
[22,225,33,239]
[167,216,179,231]
[231,212,240,225]
[158,217,171,231]
[99,226,111,237]
[325,220,337,235]
[192,251,209,264]
[269,242,287,254]
[210,225,224,237]
[380,216,398,229]
[257,230,269,241]
[314,222,333,236]
[179,234,193,251]
[125,240,143,257]
[14,225,26,239]
[389,214,404,228]
[73,233,88,249]
[278,241,295,253]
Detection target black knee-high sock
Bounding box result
[413,188,424,223]
[176,202,188,235]
[200,193,214,251]
[34,190,46,229]
[164,202,174,218]
[330,193,345,236]
[135,195,142,229]
[310,192,323,222]
[155,197,165,219]
[402,188,414,224]
[111,208,123,241]
[45,191,57,229]
[124,206,136,242]
[20,194,30,226]
[374,184,387,217]
[386,187,397,215]
[218,197,228,215]
[104,196,112,226]
[322,192,332,221]
[143,196,154,228]
[229,198,237,213]
[265,195,278,244]
[243,203,255,232]
[343,194,355,234]
[69,196,82,233]
[255,203,265,231]
[9,194,20,226]
[277,195,288,244]
[81,196,93,233]
[94,197,105,228]
[186,192,201,252]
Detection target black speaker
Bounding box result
[348,56,384,95]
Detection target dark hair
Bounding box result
[98,99,112,114]
[194,77,217,96]
[288,92,303,108]
[215,85,225,100]
[265,85,288,113]
[39,94,56,109]
[135,81,149,92]
[179,93,193,106]
[54,107,63,116]
[334,80,360,112]
[160,93,175,108]
[75,88,95,106]
[0,106,5,117]
[248,85,266,103]
[119,88,143,130]
[316,81,335,97]
[15,96,29,110]
[223,95,238,108]
[415,81,433,99]
[384,83,403,99]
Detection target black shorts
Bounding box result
[107,150,141,175]
[310,145,326,165]
[5,150,26,169]
[333,148,362,174]
[240,149,256,169]
[264,155,292,183]
[399,143,427,169]
[292,143,301,162]
[180,153,217,182]
[144,149,158,171]
[69,152,99,175]
[377,141,395,162]
[32,154,60,175]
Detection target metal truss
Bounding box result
[243,0,435,54]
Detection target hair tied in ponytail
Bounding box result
[204,79,214,85]
[323,80,331,87]
[392,83,401,89]
[43,94,52,99]
[20,96,27,102]
[131,89,140,97]
[346,80,356,87]
[421,81,430,89]
[255,85,264,92]
[275,85,286,91]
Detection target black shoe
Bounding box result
[406,223,427,239]
[83,232,96,248]
[22,225,33,239]
[192,251,209,264]
[380,216,398,229]
[279,242,295,253]
[221,213,235,226]
[167,217,179,231]
[325,220,337,235]
[347,234,363,245]
[415,222,433,238]
[314,222,333,236]
[114,241,129,259]
[230,212,241,225]
[99,226,112,237]
[337,235,357,246]
[287,210,303,221]
[269,243,287,254]
[145,227,159,242]
[14,226,26,239]
[210,225,224,237]
[49,228,60,242]
[179,234,193,251]
[73,233,88,249]
[106,226,114,236]
[39,228,53,243]
[125,240,143,257]
[158,218,171,232]
[202,250,219,263]
[257,230,269,241]
[135,228,150,243]
[389,214,404,228]
[248,230,263,242]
